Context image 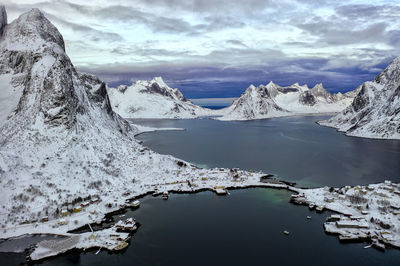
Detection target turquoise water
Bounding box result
[35,189,400,265]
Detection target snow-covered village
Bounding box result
[0,1,399,265]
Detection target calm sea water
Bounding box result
[134,116,400,187]
[2,116,400,265]
[24,189,400,265]
[201,105,227,110]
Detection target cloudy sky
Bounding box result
[5,0,400,98]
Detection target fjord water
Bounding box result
[134,116,400,187]
[39,189,400,266]
[3,116,400,265]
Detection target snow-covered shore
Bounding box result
[291,181,400,250]
[29,219,133,261]
[3,168,290,262]
[12,178,400,261]
[132,123,185,136]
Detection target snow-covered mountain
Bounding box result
[108,78,213,119]
[0,8,276,245]
[217,81,356,121]
[217,83,289,121]
[319,58,400,140]
[0,7,220,232]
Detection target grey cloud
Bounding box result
[124,0,284,15]
[226,40,248,48]
[298,16,388,45]
[63,3,195,34]
[195,15,246,32]
[336,4,400,22]
[110,46,191,58]
[45,13,123,42]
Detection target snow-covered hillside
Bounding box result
[108,78,213,119]
[0,7,281,244]
[217,81,356,121]
[319,58,400,140]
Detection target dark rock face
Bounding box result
[299,83,336,106]
[0,5,6,36]
[299,91,316,106]
[278,87,298,93]
[139,82,186,101]
[351,84,369,112]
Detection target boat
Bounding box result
[372,240,386,251]
[162,191,169,200]
[215,188,227,195]
[309,203,315,209]
[114,241,129,251]
[130,200,140,208]
[306,216,311,219]
[316,205,325,212]
[283,230,290,235]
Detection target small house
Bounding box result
[58,219,67,225]
[61,208,68,216]
[90,197,99,204]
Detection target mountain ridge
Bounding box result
[217,81,357,121]
[108,76,214,119]
[319,57,400,139]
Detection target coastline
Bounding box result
[3,178,400,262]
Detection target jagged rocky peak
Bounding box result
[1,8,65,52]
[0,8,82,129]
[0,7,128,135]
[265,81,280,97]
[374,57,400,87]
[107,76,212,119]
[310,83,332,99]
[319,56,400,139]
[135,76,184,100]
[0,5,7,36]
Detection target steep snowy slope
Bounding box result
[0,7,274,241]
[108,78,213,119]
[217,81,356,121]
[319,58,400,140]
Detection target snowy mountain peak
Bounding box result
[151,76,167,87]
[320,57,400,139]
[373,56,400,88]
[0,5,7,36]
[218,80,358,121]
[310,83,330,97]
[1,7,65,53]
[312,83,324,90]
[108,77,213,119]
[248,84,257,90]
[0,7,130,134]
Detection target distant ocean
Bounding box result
[201,105,227,110]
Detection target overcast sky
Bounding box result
[5,0,400,98]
